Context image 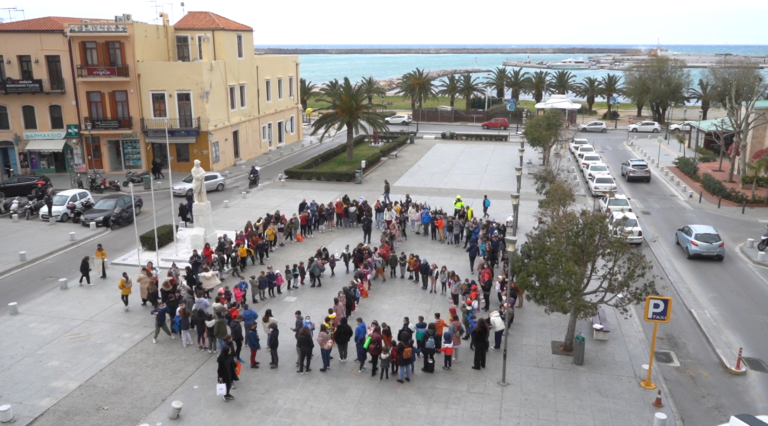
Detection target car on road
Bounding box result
[675,224,725,261]
[172,172,226,197]
[628,121,661,133]
[385,114,412,125]
[588,175,617,197]
[580,154,603,171]
[0,174,51,197]
[578,121,607,133]
[599,194,632,214]
[609,212,643,245]
[669,121,695,132]
[481,118,509,130]
[81,194,143,228]
[40,189,95,222]
[583,163,611,180]
[575,145,596,159]
[620,158,652,182]
[569,138,590,154]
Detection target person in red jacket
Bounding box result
[202,243,214,263]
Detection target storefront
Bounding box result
[145,129,206,173]
[97,132,144,172]
[22,131,82,174]
[0,140,18,177]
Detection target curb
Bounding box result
[690,310,747,375]
[737,242,768,269]
[624,141,691,200]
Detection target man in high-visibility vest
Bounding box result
[453,196,464,218]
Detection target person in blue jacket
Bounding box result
[482,195,491,218]
[241,303,259,330]
[246,324,261,369]
[419,259,431,290]
[354,317,368,373]
[467,313,478,350]
[421,208,432,237]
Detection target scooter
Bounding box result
[21,194,45,220]
[7,197,27,218]
[758,225,768,251]
[102,178,121,192]
[87,174,104,194]
[76,174,84,189]
[123,170,149,187]
[106,205,134,230]
[248,174,260,189]
[67,199,95,224]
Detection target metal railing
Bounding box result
[76,65,130,78]
[140,117,201,131]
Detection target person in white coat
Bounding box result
[489,310,506,350]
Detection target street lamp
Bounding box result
[515,166,523,193]
[84,122,93,172]
[694,110,703,161]
[165,119,178,256]
[518,148,525,168]
[500,193,521,387]
[510,193,520,237]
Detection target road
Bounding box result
[570,131,768,423]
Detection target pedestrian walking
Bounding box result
[482,195,490,218]
[151,302,174,343]
[79,256,91,286]
[217,337,236,401]
[118,272,132,311]
[94,244,107,279]
[383,180,391,203]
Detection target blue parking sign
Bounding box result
[644,296,672,323]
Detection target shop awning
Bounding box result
[25,139,67,152]
[146,137,196,144]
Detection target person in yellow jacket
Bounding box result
[453,196,464,218]
[118,271,132,312]
[238,244,249,270]
[466,206,474,221]
[94,244,107,279]
[266,225,277,250]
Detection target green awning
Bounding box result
[690,118,735,133]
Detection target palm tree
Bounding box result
[321,79,342,100]
[526,71,551,103]
[437,75,461,108]
[485,67,509,99]
[688,78,715,120]
[574,77,602,114]
[506,68,530,101]
[396,68,436,110]
[457,73,484,111]
[299,78,317,112]
[311,77,389,162]
[359,76,386,105]
[600,73,623,115]
[549,70,577,95]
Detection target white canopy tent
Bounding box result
[534,94,582,111]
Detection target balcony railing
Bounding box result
[141,117,201,132]
[76,65,130,78]
[0,78,65,94]
[84,116,133,130]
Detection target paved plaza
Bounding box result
[0,140,675,426]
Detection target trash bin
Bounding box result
[573,333,586,366]
[354,170,363,184]
[409,134,415,144]
[143,175,152,190]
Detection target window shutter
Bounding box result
[100,42,110,66]
[108,92,117,119]
[78,42,86,66]
[119,42,126,70]
[101,92,108,119]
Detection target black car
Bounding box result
[81,194,143,228]
[0,175,51,197]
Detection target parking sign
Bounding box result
[644,296,672,323]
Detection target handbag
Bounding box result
[216,383,227,396]
[296,234,304,242]
[363,335,372,350]
[234,360,242,376]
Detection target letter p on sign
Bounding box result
[644,296,672,323]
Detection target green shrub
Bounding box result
[602,111,620,120]
[673,157,699,179]
[453,132,509,141]
[140,224,176,250]
[380,111,396,118]
[695,147,718,163]
[487,104,513,120]
[700,173,746,203]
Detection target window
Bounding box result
[49,105,63,129]
[151,92,167,118]
[232,130,240,159]
[0,56,5,80]
[239,84,246,108]
[19,55,33,79]
[176,144,190,163]
[176,35,190,62]
[229,86,237,110]
[45,56,64,91]
[88,92,104,119]
[197,35,204,60]
[265,79,272,102]
[83,42,99,66]
[114,91,129,119]
[0,106,9,130]
[277,121,284,144]
[289,76,294,98]
[288,115,295,133]
[22,105,36,129]
[236,34,244,59]
[262,124,267,141]
[107,42,123,67]
[278,77,283,100]
[267,122,273,147]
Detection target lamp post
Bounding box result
[500,193,520,387]
[515,166,523,193]
[165,120,178,256]
[518,148,525,168]
[694,110,703,162]
[84,122,94,172]
[129,182,142,267]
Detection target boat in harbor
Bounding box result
[547,58,591,69]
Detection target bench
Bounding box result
[592,307,611,340]
[389,151,399,159]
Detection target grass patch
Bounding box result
[313,144,382,173]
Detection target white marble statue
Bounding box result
[191,159,208,204]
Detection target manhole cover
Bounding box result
[742,357,768,373]
[654,351,674,363]
[641,211,651,215]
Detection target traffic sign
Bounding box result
[627,117,633,124]
[506,103,516,112]
[644,296,672,323]
[506,99,517,103]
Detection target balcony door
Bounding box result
[87,92,105,120]
[112,91,130,128]
[177,93,193,128]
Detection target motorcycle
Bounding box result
[248,174,260,189]
[87,174,104,194]
[21,194,45,220]
[106,205,134,230]
[76,174,84,189]
[759,225,768,251]
[6,197,27,218]
[123,170,149,187]
[67,199,95,224]
[102,178,121,192]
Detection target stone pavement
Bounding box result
[1,139,676,426]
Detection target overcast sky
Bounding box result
[7,0,768,46]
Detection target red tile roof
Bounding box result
[174,12,252,31]
[0,17,111,32]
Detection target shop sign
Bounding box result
[68,24,128,34]
[3,78,43,94]
[66,125,80,138]
[24,131,66,140]
[85,67,118,77]
[91,120,121,130]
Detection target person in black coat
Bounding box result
[471,318,489,370]
[296,326,314,374]
[217,336,236,401]
[79,256,91,286]
[419,260,430,290]
[230,315,244,363]
[421,323,437,372]
[267,322,279,368]
[178,203,190,227]
[361,215,373,244]
[334,317,353,362]
[466,238,479,273]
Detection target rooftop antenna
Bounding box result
[0,7,24,22]
[147,0,161,23]
[181,2,185,17]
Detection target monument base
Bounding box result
[190,201,217,249]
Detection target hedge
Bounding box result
[673,157,699,181]
[700,173,746,203]
[441,132,509,141]
[695,147,718,163]
[140,224,176,250]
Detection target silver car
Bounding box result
[172,172,226,197]
[578,121,607,133]
[675,224,725,261]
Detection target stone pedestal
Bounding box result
[190,201,217,249]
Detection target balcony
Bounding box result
[76,65,130,78]
[1,78,66,94]
[141,117,201,132]
[84,116,133,130]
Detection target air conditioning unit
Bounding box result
[122,14,133,22]
[115,16,125,23]
[201,35,211,43]
[80,20,90,23]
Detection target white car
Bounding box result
[575,145,596,159]
[578,121,607,133]
[628,121,661,133]
[172,172,226,197]
[580,154,603,171]
[569,138,590,154]
[40,189,95,222]
[584,163,611,180]
[609,212,643,245]
[669,121,694,132]
[598,194,632,214]
[588,175,617,197]
[385,114,412,125]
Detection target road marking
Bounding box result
[699,370,710,377]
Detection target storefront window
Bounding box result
[107,139,142,171]
[176,144,190,163]
[108,140,123,171]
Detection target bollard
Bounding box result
[653,412,668,426]
[49,217,56,225]
[241,192,246,199]
[0,404,13,423]
[268,155,272,161]
[747,238,755,248]
[224,171,230,177]
[69,232,76,241]
[758,252,765,262]
[742,200,747,214]
[687,191,694,198]
[12,214,18,222]
[718,196,722,208]
[224,200,229,208]
[280,150,284,156]
[59,278,68,290]
[19,251,27,262]
[90,222,96,230]
[699,191,703,203]
[8,302,18,315]
[156,181,162,189]
[681,185,687,192]
[735,347,743,370]
[169,400,183,420]
[291,147,295,152]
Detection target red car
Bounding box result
[481,118,509,130]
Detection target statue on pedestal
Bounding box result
[191,159,208,204]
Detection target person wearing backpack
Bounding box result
[414,316,427,356]
[421,323,437,373]
[482,195,491,218]
[118,272,132,311]
[396,341,412,383]
[367,326,383,377]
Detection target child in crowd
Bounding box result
[440,331,454,369]
[380,344,391,380]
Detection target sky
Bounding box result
[5,0,768,46]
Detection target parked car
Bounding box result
[620,158,652,182]
[599,194,632,214]
[81,194,143,228]
[584,163,611,180]
[578,121,607,133]
[609,212,643,245]
[172,172,226,197]
[481,118,509,130]
[385,114,412,125]
[580,154,603,171]
[575,145,596,159]
[0,175,51,197]
[669,121,695,132]
[628,121,661,133]
[588,175,617,197]
[40,189,95,222]
[569,138,590,154]
[675,224,725,261]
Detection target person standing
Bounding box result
[185,192,194,223]
[471,318,489,370]
[368,325,383,377]
[246,324,261,369]
[118,272,132,311]
[4,162,11,178]
[396,341,412,383]
[94,244,107,279]
[334,317,353,363]
[318,324,332,372]
[383,180,391,203]
[355,318,368,373]
[217,337,236,401]
[482,195,491,218]
[296,326,314,374]
[267,322,279,369]
[489,310,505,350]
[151,302,173,343]
[361,215,372,244]
[178,203,190,227]
[231,315,245,363]
[79,256,92,286]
